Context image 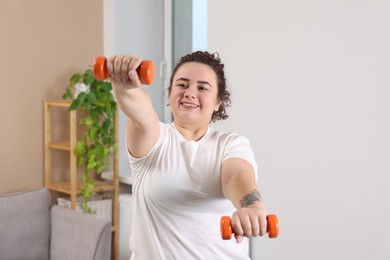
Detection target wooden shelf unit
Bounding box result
[44,100,119,260]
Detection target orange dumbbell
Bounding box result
[93,56,155,85]
[220,214,279,240]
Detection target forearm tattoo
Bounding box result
[239,190,262,208]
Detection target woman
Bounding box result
[108,51,269,259]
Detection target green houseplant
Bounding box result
[63,68,117,213]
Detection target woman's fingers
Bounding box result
[249,214,260,237]
[120,57,131,81]
[234,233,244,244]
[231,214,245,237]
[106,55,143,83]
[259,214,268,236]
[127,56,143,85]
[231,207,269,243]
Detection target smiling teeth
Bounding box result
[182,103,198,108]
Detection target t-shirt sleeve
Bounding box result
[223,135,259,180]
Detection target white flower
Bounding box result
[74,83,90,98]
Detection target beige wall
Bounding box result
[0,0,103,193]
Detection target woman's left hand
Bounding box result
[230,203,269,243]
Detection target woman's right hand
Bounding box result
[106,55,143,90]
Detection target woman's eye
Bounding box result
[177,83,187,88]
[199,86,209,91]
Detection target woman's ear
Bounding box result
[215,100,222,112]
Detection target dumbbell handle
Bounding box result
[93,56,154,85]
[220,214,279,240]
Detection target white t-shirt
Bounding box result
[128,122,258,260]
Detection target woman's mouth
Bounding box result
[180,102,200,108]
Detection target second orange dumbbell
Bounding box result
[220,214,279,240]
[93,56,154,85]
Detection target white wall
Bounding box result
[208,1,390,259]
[104,0,165,179]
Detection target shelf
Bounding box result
[44,100,120,259]
[47,180,115,195]
[102,171,134,185]
[47,141,71,151]
[45,100,72,107]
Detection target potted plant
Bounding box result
[63,68,117,213]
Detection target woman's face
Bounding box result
[169,62,221,125]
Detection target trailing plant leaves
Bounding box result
[77,92,87,106]
[70,73,82,85]
[86,91,97,104]
[62,68,117,214]
[85,116,94,126]
[63,89,72,100]
[63,73,82,101]
[83,69,95,85]
[69,92,87,110]
[88,126,98,140]
[75,142,86,156]
[81,174,97,214]
[89,109,97,122]
[69,98,80,110]
[87,160,97,172]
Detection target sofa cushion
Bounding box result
[0,188,51,260]
[50,205,112,260]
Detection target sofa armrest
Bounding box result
[0,188,51,260]
[50,205,111,260]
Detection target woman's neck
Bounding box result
[173,121,209,141]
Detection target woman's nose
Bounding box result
[184,88,196,99]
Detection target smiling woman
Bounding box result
[169,52,231,124]
[169,62,221,134]
[107,51,270,259]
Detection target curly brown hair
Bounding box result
[168,51,231,122]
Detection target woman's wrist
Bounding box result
[239,189,262,208]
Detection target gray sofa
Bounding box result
[0,188,112,260]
